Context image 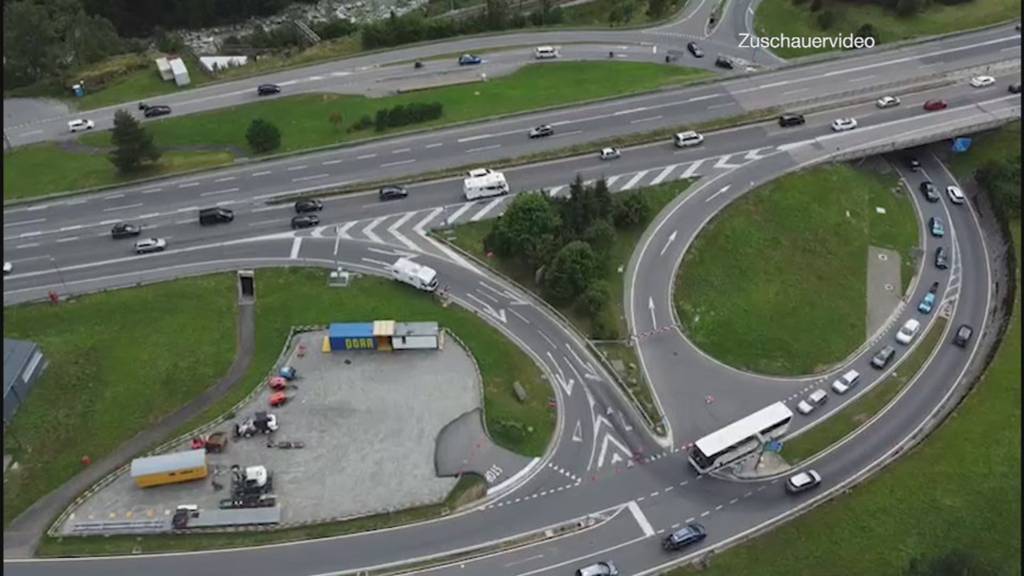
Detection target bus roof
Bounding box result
[693,402,792,457]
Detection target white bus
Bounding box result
[688,401,793,474]
[464,171,509,200]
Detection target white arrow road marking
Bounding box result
[714,155,742,169]
[572,421,583,442]
[289,237,302,259]
[502,289,529,306]
[648,297,658,330]
[705,184,731,203]
[619,170,649,191]
[679,159,704,178]
[744,147,772,161]
[546,351,574,396]
[650,164,678,186]
[627,500,655,537]
[566,346,600,381]
[413,207,443,234]
[336,221,356,240]
[443,203,473,226]
[471,197,505,221]
[617,411,634,432]
[467,292,507,324]
[363,217,385,243]
[659,230,678,256]
[386,212,419,251]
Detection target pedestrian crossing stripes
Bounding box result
[302,146,780,260]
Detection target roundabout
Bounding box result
[3,15,1021,576]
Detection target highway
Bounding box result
[2,10,1020,576]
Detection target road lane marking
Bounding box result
[176,206,199,213]
[363,217,385,243]
[337,221,357,239]
[380,159,416,168]
[322,159,343,165]
[630,115,663,124]
[392,148,411,154]
[15,243,40,249]
[103,193,124,200]
[249,219,279,227]
[619,170,649,191]
[200,187,239,197]
[471,197,504,221]
[467,144,501,153]
[387,212,419,251]
[60,225,84,232]
[4,218,46,228]
[251,205,291,213]
[425,142,444,148]
[414,207,444,233]
[103,203,143,212]
[445,203,474,225]
[627,500,655,536]
[56,236,79,243]
[357,153,377,159]
[179,182,200,188]
[286,165,308,171]
[292,173,329,182]
[214,176,237,182]
[289,237,302,259]
[251,170,273,177]
[26,204,50,211]
[139,186,164,194]
[650,164,678,185]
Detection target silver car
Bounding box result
[576,561,619,576]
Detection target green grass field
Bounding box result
[3,269,553,529]
[2,144,233,201]
[670,123,1022,576]
[755,0,1021,58]
[4,61,707,201]
[674,164,918,375]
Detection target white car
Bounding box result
[599,147,621,160]
[786,470,822,493]
[134,238,167,254]
[875,96,901,108]
[796,400,815,415]
[68,119,95,133]
[896,318,921,345]
[3,261,12,275]
[673,130,704,147]
[466,168,493,178]
[946,185,965,205]
[831,117,858,132]
[969,75,995,88]
[830,369,861,395]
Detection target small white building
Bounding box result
[392,322,441,350]
[154,57,173,81]
[169,57,191,87]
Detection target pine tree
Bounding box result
[108,109,160,174]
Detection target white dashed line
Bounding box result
[103,203,143,212]
[392,148,411,154]
[200,187,239,197]
[467,144,501,153]
[292,174,328,182]
[251,171,273,177]
[425,142,443,149]
[357,153,377,160]
[103,193,125,200]
[380,159,416,168]
[214,176,237,183]
[56,236,79,243]
[286,165,308,171]
[16,243,40,249]
[179,182,200,188]
[322,159,343,165]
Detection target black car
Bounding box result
[662,523,706,551]
[871,345,896,369]
[1010,83,1022,94]
[142,104,172,118]
[687,41,704,58]
[906,157,921,171]
[257,83,281,96]
[294,199,324,213]
[714,55,734,69]
[379,185,408,201]
[953,324,974,347]
[935,246,949,269]
[919,181,939,202]
[778,113,805,127]
[291,214,320,229]
[110,222,142,239]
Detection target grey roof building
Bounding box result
[3,339,47,423]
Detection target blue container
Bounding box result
[279,366,296,380]
[328,323,376,351]
[72,84,85,97]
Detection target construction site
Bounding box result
[55,324,482,535]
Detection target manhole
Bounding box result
[877,253,888,261]
[884,283,894,292]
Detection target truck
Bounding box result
[390,257,438,292]
[234,411,278,438]
[463,171,509,201]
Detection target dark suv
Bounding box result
[919,181,939,202]
[663,523,706,551]
[140,104,172,118]
[291,214,320,229]
[110,222,142,239]
[257,84,281,96]
[778,113,805,127]
[379,185,408,201]
[871,345,896,369]
[935,246,949,269]
[294,199,324,213]
[953,324,974,347]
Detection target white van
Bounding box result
[535,46,558,59]
[674,130,704,148]
[390,257,438,292]
[464,171,509,200]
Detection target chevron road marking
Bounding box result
[471,197,505,221]
[649,164,678,186]
[619,170,649,191]
[413,207,443,234]
[336,221,356,239]
[363,217,385,243]
[445,203,473,226]
[714,154,743,169]
[386,212,419,251]
[679,159,704,178]
[606,174,623,187]
[627,500,655,537]
[744,147,772,161]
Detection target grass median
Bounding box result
[4,269,553,532]
[754,0,1020,59]
[4,61,709,201]
[444,180,693,428]
[674,163,918,376]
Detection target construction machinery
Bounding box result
[234,412,278,438]
[220,464,276,509]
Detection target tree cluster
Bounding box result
[975,152,1021,222]
[483,175,652,338]
[361,1,536,50]
[374,102,444,132]
[903,550,1006,576]
[80,0,318,38]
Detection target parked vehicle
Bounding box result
[291,214,319,229]
[199,207,234,225]
[379,185,408,201]
[786,470,822,493]
[796,399,815,415]
[896,318,921,345]
[68,118,95,132]
[871,345,896,369]
[111,222,142,239]
[599,147,621,160]
[663,523,707,550]
[778,113,805,127]
[134,238,166,254]
[458,54,482,65]
[953,324,974,347]
[257,83,281,96]
[808,388,828,406]
[294,199,324,213]
[390,257,438,292]
[935,246,949,269]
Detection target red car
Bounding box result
[923,99,948,111]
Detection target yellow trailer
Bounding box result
[130,449,208,488]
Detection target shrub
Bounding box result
[246,118,282,154]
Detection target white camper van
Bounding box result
[390,257,439,292]
[463,171,509,200]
